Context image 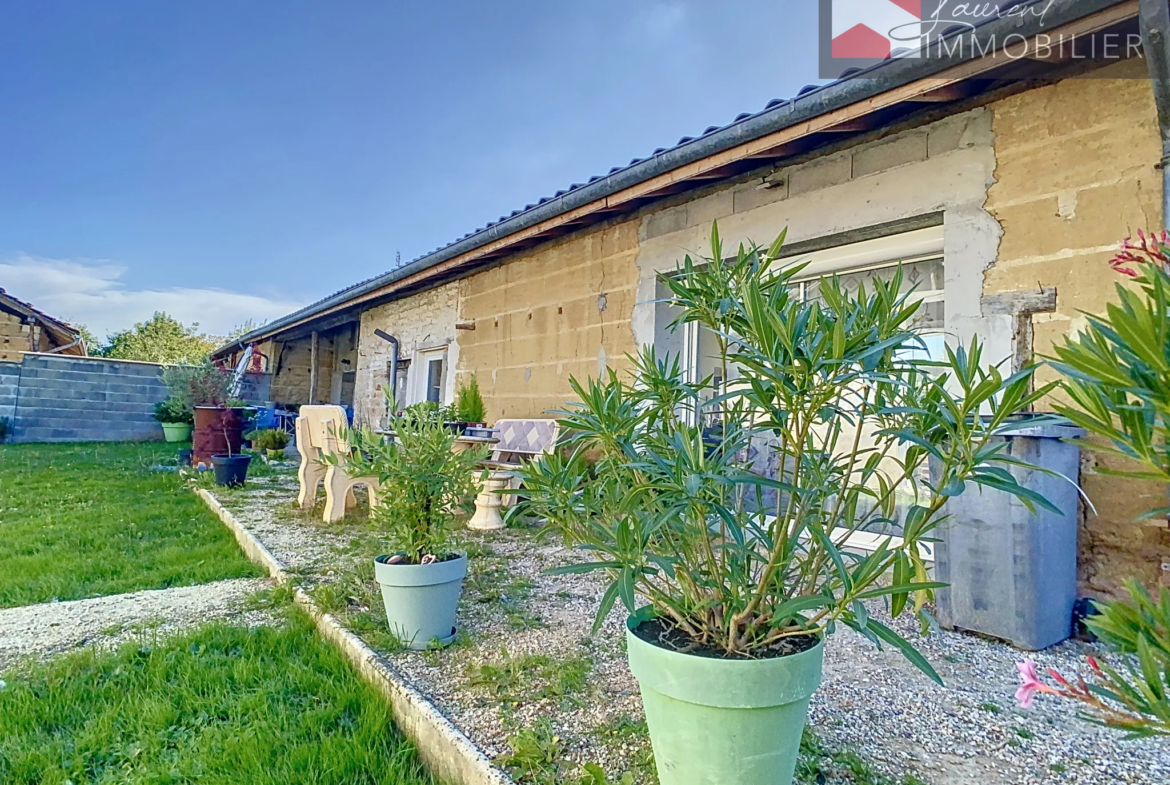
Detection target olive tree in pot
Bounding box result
[513,224,1057,785]
[163,364,246,466]
[341,406,488,649]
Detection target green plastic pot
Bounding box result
[374,553,467,649]
[161,422,192,442]
[626,619,824,785]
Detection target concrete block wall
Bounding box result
[0,361,19,428]
[10,353,168,443]
[457,221,640,421]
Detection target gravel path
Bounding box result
[0,577,273,670]
[217,473,1170,785]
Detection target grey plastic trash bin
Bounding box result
[932,421,1084,651]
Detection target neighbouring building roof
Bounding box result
[213,0,1139,358]
[0,288,84,353]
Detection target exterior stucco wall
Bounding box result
[354,282,460,426]
[984,59,1170,593]
[456,222,640,420]
[633,107,1012,373]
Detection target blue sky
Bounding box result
[0,1,821,338]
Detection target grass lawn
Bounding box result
[0,442,262,608]
[0,601,434,784]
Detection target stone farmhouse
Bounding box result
[212,0,1169,594]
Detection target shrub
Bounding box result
[0,416,9,441]
[514,223,1052,674]
[339,405,489,563]
[247,428,290,451]
[162,364,233,409]
[1018,230,1170,737]
[152,396,193,424]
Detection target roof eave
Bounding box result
[213,0,1136,357]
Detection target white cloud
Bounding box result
[0,253,304,340]
[628,2,689,44]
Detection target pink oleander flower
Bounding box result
[1110,229,1170,278]
[1016,659,1059,709]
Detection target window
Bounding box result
[683,226,947,392]
[410,347,448,406]
[673,226,946,536]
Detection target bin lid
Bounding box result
[997,423,1085,439]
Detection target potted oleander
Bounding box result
[513,224,1056,785]
[341,404,488,648]
[1011,230,1170,737]
[153,396,193,442]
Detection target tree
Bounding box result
[216,319,263,346]
[103,312,218,365]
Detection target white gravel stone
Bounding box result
[0,577,273,670]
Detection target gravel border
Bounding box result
[0,577,272,670]
[212,472,1170,785]
[199,483,511,785]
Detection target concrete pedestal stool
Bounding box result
[467,470,512,531]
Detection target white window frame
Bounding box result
[410,346,449,406]
[679,227,946,560]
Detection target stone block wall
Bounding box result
[354,282,459,426]
[266,323,359,408]
[0,310,43,362]
[9,353,168,443]
[456,221,640,421]
[984,58,1170,593]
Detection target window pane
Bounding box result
[804,257,944,304]
[426,358,444,403]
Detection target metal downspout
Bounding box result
[1141,0,1170,228]
[373,329,400,415]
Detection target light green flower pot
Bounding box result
[161,422,192,443]
[374,553,467,649]
[626,619,824,785]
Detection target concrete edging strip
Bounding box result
[197,488,512,785]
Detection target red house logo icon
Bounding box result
[827,0,925,65]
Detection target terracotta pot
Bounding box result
[192,407,245,467]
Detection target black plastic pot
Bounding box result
[211,454,252,487]
[177,448,193,466]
